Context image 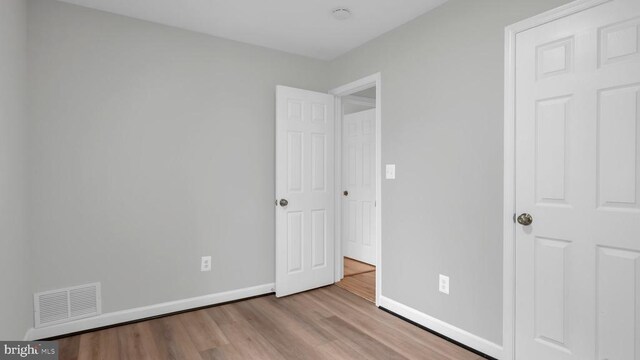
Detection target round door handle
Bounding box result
[517,213,533,226]
[343,191,349,196]
[279,199,289,207]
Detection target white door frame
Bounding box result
[330,73,382,306]
[502,1,610,359]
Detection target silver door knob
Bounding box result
[279,199,289,207]
[517,213,533,226]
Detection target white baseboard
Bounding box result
[24,283,275,341]
[379,296,503,359]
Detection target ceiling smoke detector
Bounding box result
[332,7,352,20]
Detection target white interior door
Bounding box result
[275,86,335,297]
[342,108,376,265]
[514,1,640,359]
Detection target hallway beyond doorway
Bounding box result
[336,257,375,302]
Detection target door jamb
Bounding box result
[503,1,610,359]
[329,73,382,306]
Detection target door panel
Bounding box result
[514,1,640,359]
[596,246,640,360]
[342,109,376,265]
[311,209,327,268]
[597,84,640,209]
[276,86,334,297]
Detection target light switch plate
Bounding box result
[385,164,396,179]
[439,274,450,295]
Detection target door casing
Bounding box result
[330,73,382,306]
[503,1,611,359]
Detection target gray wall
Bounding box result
[27,0,329,314]
[0,0,30,340]
[18,0,575,345]
[329,0,571,344]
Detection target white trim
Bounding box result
[331,73,381,96]
[333,95,345,282]
[23,283,274,340]
[379,296,503,359]
[502,1,610,360]
[329,73,382,306]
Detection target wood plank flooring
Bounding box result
[56,285,485,360]
[335,271,376,303]
[336,257,376,302]
[342,257,375,277]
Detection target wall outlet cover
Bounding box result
[385,164,396,179]
[201,256,212,272]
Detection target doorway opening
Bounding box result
[330,74,381,304]
[336,257,375,302]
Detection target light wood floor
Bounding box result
[342,257,375,277]
[336,257,376,302]
[56,285,485,360]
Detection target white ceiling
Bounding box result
[56,0,448,60]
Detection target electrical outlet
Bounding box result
[385,164,396,179]
[439,274,449,295]
[201,256,212,272]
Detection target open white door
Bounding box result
[275,86,335,297]
[342,109,376,265]
[513,0,640,359]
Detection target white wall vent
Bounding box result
[34,282,101,328]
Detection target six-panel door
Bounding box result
[275,86,335,297]
[342,109,377,265]
[515,0,640,359]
